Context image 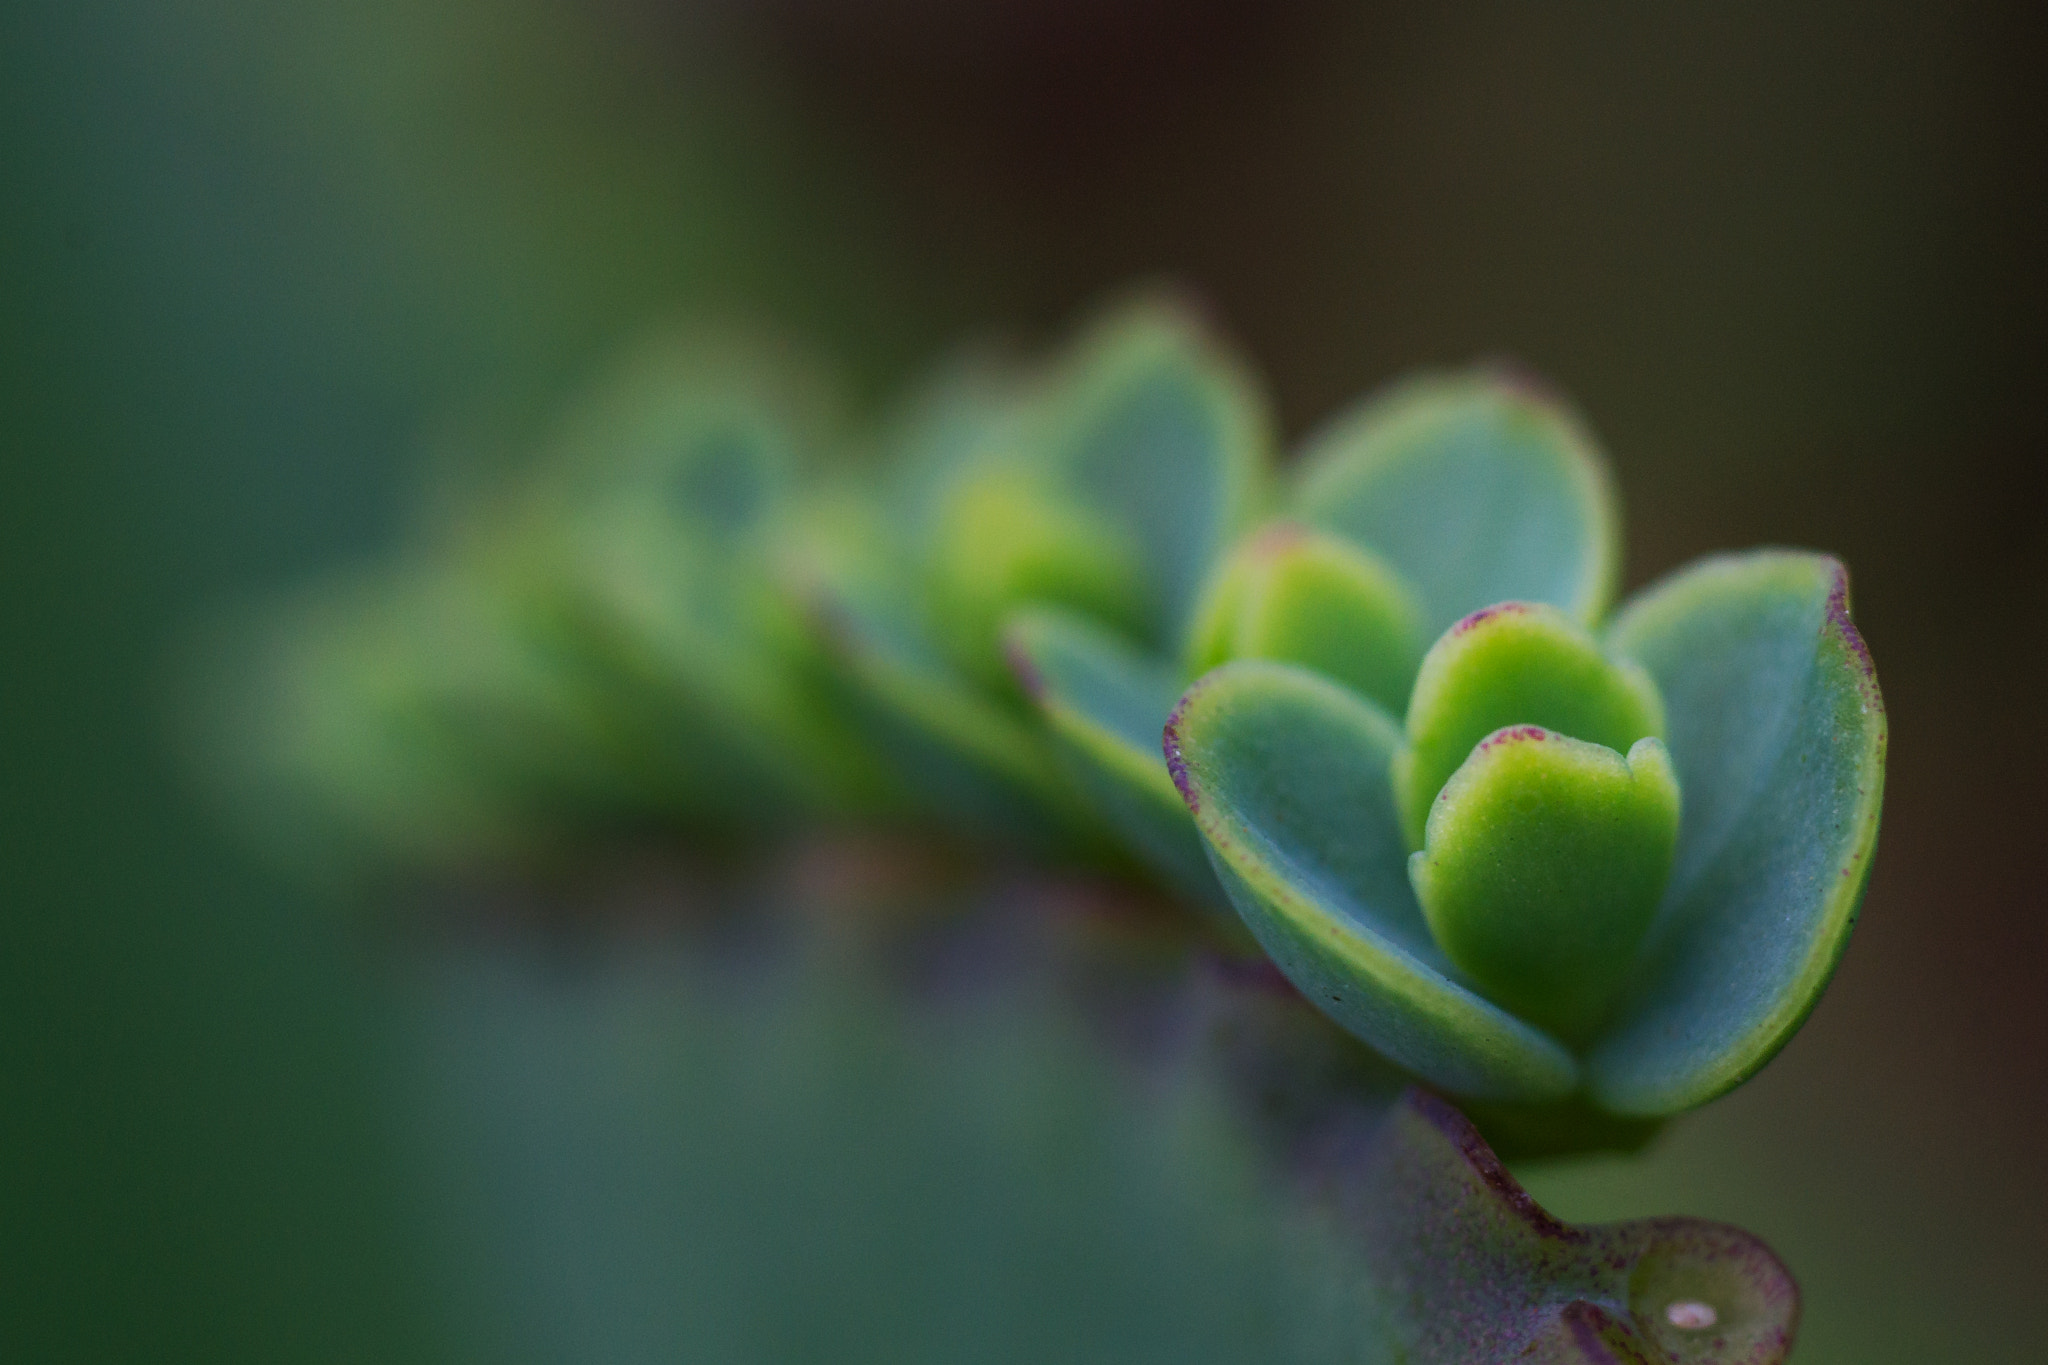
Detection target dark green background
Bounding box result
[5,2,2042,1359]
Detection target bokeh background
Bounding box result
[5,1,2043,1360]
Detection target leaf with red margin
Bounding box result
[1593,551,1886,1116]
[1347,1089,1797,1364]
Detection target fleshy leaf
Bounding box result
[1291,370,1618,639]
[1588,551,1885,1115]
[1394,601,1666,849]
[1184,521,1424,715]
[1003,607,1232,917]
[1041,295,1272,646]
[418,882,1796,1365]
[245,571,563,868]
[881,344,1037,540]
[1166,660,1580,1102]
[483,342,916,824]
[378,563,664,821]
[806,563,1088,852]
[548,506,899,823]
[1411,729,1680,1046]
[927,464,1151,691]
[1359,1091,1799,1365]
[511,392,902,822]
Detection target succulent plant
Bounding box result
[219,289,1888,1360]
[1163,522,1884,1145]
[966,337,1887,1143]
[245,294,1885,1144]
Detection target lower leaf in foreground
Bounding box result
[406,867,1796,1364]
[1357,1091,1796,1364]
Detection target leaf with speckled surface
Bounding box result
[1353,1090,1798,1365]
[1591,550,1886,1116]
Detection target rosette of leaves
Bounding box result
[1152,391,1886,1142]
[1002,369,1620,923]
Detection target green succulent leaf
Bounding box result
[1291,370,1618,638]
[1393,601,1666,849]
[1003,607,1231,916]
[1040,295,1272,646]
[246,571,562,869]
[1410,729,1680,1046]
[547,508,900,824]
[881,345,1036,540]
[1167,660,1581,1102]
[384,565,665,819]
[808,563,1087,851]
[1588,550,1886,1115]
[1184,522,1424,715]
[507,366,909,824]
[927,464,1152,692]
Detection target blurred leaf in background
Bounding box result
[3,0,2042,1361]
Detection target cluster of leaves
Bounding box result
[239,291,1885,1157]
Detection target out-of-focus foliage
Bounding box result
[408,860,1798,1365]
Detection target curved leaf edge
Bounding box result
[1592,549,1886,1115]
[1005,608,1186,812]
[1288,365,1623,631]
[1042,289,1277,638]
[800,574,1092,851]
[1360,1088,1798,1365]
[1165,660,1582,1104]
[1002,607,1252,931]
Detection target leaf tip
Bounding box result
[1474,354,1569,409]
[1821,556,1882,701]
[1450,600,1538,637]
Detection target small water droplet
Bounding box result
[1665,1300,1718,1331]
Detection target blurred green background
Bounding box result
[4,1,2042,1360]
